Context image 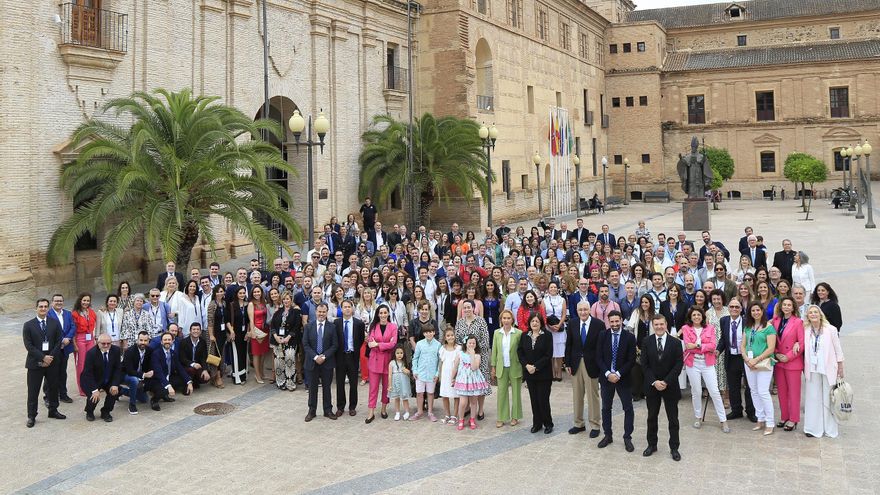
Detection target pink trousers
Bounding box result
[368,371,389,409]
[774,366,802,423]
[74,334,95,396]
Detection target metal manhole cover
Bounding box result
[193,402,235,416]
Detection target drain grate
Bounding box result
[193,402,235,416]
[866,256,880,261]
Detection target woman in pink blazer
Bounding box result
[681,307,729,432]
[365,304,398,424]
[771,296,805,431]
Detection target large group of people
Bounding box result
[24,197,847,459]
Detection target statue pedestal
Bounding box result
[683,198,711,231]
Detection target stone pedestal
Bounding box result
[683,198,711,231]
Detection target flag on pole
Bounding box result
[548,112,557,157]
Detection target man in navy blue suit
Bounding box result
[79,334,122,422]
[596,310,636,452]
[303,303,338,422]
[147,331,193,411]
[46,294,76,403]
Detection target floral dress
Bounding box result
[454,316,492,397]
[706,306,730,390]
[454,351,489,396]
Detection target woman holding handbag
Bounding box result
[226,287,249,385]
[681,307,729,433]
[803,305,845,438]
[206,285,227,388]
[741,302,777,436]
[271,292,301,391]
[365,304,398,424]
[771,296,805,432]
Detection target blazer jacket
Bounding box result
[366,322,398,374]
[517,330,553,381]
[150,345,192,388]
[740,247,767,270]
[80,344,123,393]
[23,317,63,369]
[715,315,746,360]
[303,319,339,370]
[271,306,304,347]
[771,315,805,371]
[803,323,844,386]
[156,271,185,291]
[564,317,604,378]
[641,333,684,399]
[490,328,523,379]
[681,324,719,367]
[334,317,366,357]
[122,345,153,379]
[178,337,208,368]
[47,308,77,356]
[659,300,690,333]
[596,328,637,386]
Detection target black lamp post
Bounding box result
[288,108,330,249]
[479,123,498,229]
[864,141,875,229]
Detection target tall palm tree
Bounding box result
[48,88,301,288]
[358,113,489,225]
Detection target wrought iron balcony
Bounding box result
[477,94,494,112]
[385,66,409,91]
[59,2,128,53]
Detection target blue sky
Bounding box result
[635,0,717,9]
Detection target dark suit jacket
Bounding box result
[738,236,750,254]
[564,317,604,378]
[324,232,343,254]
[386,232,402,249]
[572,227,590,246]
[150,346,192,388]
[369,229,388,247]
[123,345,153,379]
[740,247,767,269]
[178,337,208,368]
[597,233,616,247]
[23,317,63,369]
[659,300,690,332]
[641,333,684,399]
[596,329,636,386]
[715,315,745,358]
[47,309,77,356]
[517,331,554,381]
[156,271,185,291]
[271,306,303,346]
[80,345,123,393]
[225,283,253,304]
[699,241,730,264]
[772,250,796,282]
[303,320,338,371]
[334,317,365,358]
[340,235,357,258]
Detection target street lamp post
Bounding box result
[865,141,875,229]
[573,154,581,217]
[623,157,630,205]
[288,108,330,249]
[601,155,608,206]
[856,145,865,219]
[840,147,849,191]
[533,152,543,218]
[850,144,862,212]
[479,123,498,229]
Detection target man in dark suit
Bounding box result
[155,260,185,290]
[149,323,182,353]
[334,300,365,417]
[715,301,756,422]
[740,234,767,269]
[225,267,252,304]
[323,224,343,255]
[386,224,403,250]
[495,219,511,243]
[79,334,123,422]
[23,299,66,427]
[369,221,388,251]
[339,225,357,259]
[178,323,211,389]
[122,331,154,415]
[303,303,338,421]
[147,331,193,411]
[597,224,615,247]
[46,293,76,403]
[772,239,796,283]
[572,218,590,246]
[697,230,731,266]
[565,301,605,438]
[596,310,636,452]
[738,226,754,254]
[641,314,684,461]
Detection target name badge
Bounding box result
[746,351,754,360]
[279,329,286,336]
[42,342,49,352]
[488,317,493,324]
[810,354,818,365]
[85,333,92,341]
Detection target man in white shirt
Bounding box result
[504,278,530,315]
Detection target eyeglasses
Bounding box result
[728,305,741,309]
[715,268,725,272]
[150,295,159,298]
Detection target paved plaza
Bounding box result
[3,194,879,495]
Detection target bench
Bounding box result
[606,196,624,210]
[643,191,670,203]
[579,197,602,214]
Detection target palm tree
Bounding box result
[358,113,489,225]
[48,88,301,289]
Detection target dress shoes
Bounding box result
[624,439,635,452]
[748,415,758,423]
[304,413,316,422]
[671,450,682,462]
[642,446,657,457]
[349,410,356,417]
[335,409,345,418]
[568,426,586,435]
[161,396,175,403]
[48,411,66,420]
[150,400,161,411]
[597,436,613,448]
[380,411,388,419]
[86,412,96,422]
[530,425,542,433]
[26,418,35,428]
[102,413,113,423]
[544,426,553,434]
[59,395,74,404]
[324,412,337,420]
[589,429,600,438]
[365,415,375,424]
[727,412,744,420]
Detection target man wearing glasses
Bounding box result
[144,289,171,337]
[79,333,122,422]
[715,300,756,422]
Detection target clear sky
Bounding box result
[634,0,717,10]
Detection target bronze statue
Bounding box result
[677,136,714,199]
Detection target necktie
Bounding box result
[657,336,664,353]
[611,332,619,371]
[580,322,587,347]
[137,351,144,373]
[102,352,110,385]
[40,319,46,336]
[317,323,324,355]
[165,351,172,376]
[192,340,197,362]
[344,320,351,352]
[731,320,739,350]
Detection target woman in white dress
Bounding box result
[803,305,845,438]
[541,281,567,381]
[792,251,816,295]
[96,294,124,348]
[161,278,196,337]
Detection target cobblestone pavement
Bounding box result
[3,196,879,494]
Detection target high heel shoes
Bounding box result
[783,422,798,432]
[752,422,765,431]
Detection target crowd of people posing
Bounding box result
[23,202,846,460]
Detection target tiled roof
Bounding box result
[626,0,880,29]
[663,39,880,72]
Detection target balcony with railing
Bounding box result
[601,114,609,128]
[585,110,594,126]
[477,95,494,112]
[57,3,127,75]
[385,66,408,91]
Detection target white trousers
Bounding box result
[744,366,774,424]
[804,372,838,438]
[686,359,727,422]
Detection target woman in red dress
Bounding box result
[72,293,97,396]
[247,286,271,383]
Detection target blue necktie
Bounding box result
[317,323,324,355]
[165,351,171,376]
[102,352,109,385]
[581,322,587,347]
[344,320,351,352]
[611,332,619,371]
[40,319,46,335]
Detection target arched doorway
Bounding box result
[254,96,299,246]
[475,39,493,111]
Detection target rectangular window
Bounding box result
[760,151,776,173]
[611,97,620,108]
[521,174,529,190]
[622,42,631,53]
[476,0,487,14]
[613,155,623,165]
[536,5,549,40]
[639,95,648,106]
[729,7,741,17]
[687,95,706,124]
[560,19,571,50]
[556,91,562,108]
[625,96,634,107]
[502,160,511,199]
[737,35,747,46]
[641,154,650,164]
[579,32,589,59]
[637,41,646,52]
[830,87,849,118]
[582,89,590,122]
[830,27,840,39]
[756,91,775,121]
[834,149,846,172]
[609,44,618,54]
[507,0,523,28]
[527,85,534,113]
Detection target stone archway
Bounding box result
[254,96,300,244]
[475,38,493,111]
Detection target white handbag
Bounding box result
[830,377,853,422]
